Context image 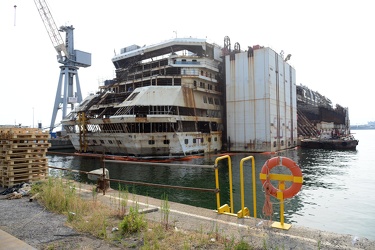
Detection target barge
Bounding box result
[300,136,358,150]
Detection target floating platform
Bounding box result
[300,137,359,150]
[48,138,74,150]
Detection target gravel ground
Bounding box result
[0,193,124,250]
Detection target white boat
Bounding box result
[61,38,224,157]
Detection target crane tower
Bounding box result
[34,0,91,132]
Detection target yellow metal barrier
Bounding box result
[214,155,258,219]
[214,155,234,215]
[237,156,257,218]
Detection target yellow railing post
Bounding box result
[237,156,257,218]
[214,155,234,214]
[278,182,286,227]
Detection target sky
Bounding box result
[0,0,373,129]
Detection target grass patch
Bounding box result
[31,177,256,249]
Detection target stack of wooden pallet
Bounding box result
[0,127,50,188]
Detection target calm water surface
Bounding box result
[47,129,375,240]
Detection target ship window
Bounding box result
[193,138,196,143]
[163,140,170,144]
[126,92,139,101]
[184,139,189,144]
[148,140,155,145]
[100,140,105,144]
[108,140,113,144]
[203,96,207,103]
[117,140,122,145]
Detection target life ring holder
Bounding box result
[260,156,303,199]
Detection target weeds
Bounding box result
[119,204,146,235]
[92,185,98,203]
[31,177,257,249]
[117,184,128,218]
[160,193,170,229]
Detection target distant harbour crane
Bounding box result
[34,0,91,132]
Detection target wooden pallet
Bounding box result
[0,128,51,187]
[3,133,50,140]
[1,143,51,149]
[2,163,49,172]
[0,152,46,160]
[1,174,48,187]
[2,167,48,177]
[1,158,48,165]
[3,170,48,178]
[1,148,48,154]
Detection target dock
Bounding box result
[1,182,373,249]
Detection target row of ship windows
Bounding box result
[193,81,219,91]
[91,137,218,145]
[203,96,221,105]
[174,60,216,78]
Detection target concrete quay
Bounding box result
[78,183,374,250]
[1,182,374,249]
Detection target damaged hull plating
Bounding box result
[62,38,224,157]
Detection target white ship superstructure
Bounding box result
[61,38,224,157]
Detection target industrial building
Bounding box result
[223,40,297,152]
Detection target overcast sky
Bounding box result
[0,0,373,129]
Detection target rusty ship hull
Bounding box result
[61,38,224,157]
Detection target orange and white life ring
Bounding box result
[260,156,303,199]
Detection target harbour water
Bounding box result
[47,129,375,240]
